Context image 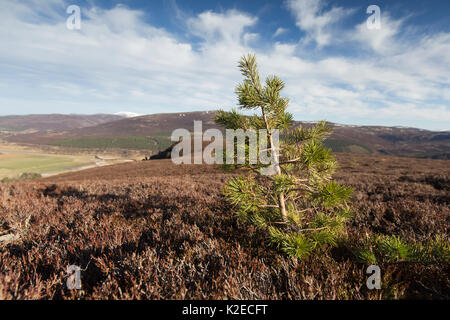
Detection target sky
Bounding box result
[0,0,449,130]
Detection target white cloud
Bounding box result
[273,27,288,38]
[286,0,355,47]
[0,0,448,130]
[243,33,259,46]
[187,9,257,44]
[352,14,404,54]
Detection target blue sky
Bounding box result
[0,0,449,130]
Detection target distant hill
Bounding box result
[7,111,217,139]
[62,111,218,137]
[0,114,123,133]
[320,124,450,159]
[4,111,219,154]
[4,111,449,159]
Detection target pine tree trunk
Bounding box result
[262,109,288,221]
[273,147,287,220]
[278,189,288,220]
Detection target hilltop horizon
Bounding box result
[1,111,449,159]
[0,111,448,132]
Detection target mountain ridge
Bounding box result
[2,111,449,159]
[0,113,123,133]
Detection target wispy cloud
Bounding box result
[286,0,355,47]
[187,9,257,44]
[273,27,288,38]
[352,13,405,54]
[0,0,448,130]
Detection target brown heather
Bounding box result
[0,154,448,299]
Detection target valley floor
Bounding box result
[0,143,137,180]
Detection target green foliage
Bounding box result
[218,54,353,260]
[356,246,378,264]
[223,176,265,214]
[299,141,336,181]
[216,109,249,130]
[272,174,295,195]
[323,138,372,154]
[285,121,332,144]
[426,235,450,262]
[354,234,450,264]
[267,227,315,259]
[377,235,412,261]
[1,172,42,183]
[312,181,354,208]
[282,233,315,259]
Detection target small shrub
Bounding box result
[218,54,353,260]
[1,172,42,183]
[354,234,450,264]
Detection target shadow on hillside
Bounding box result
[42,185,120,201]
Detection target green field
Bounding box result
[323,138,372,154]
[48,136,172,151]
[0,152,94,179]
[0,126,26,132]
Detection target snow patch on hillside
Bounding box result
[115,112,141,118]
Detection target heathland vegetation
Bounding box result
[0,55,448,300]
[0,154,448,299]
